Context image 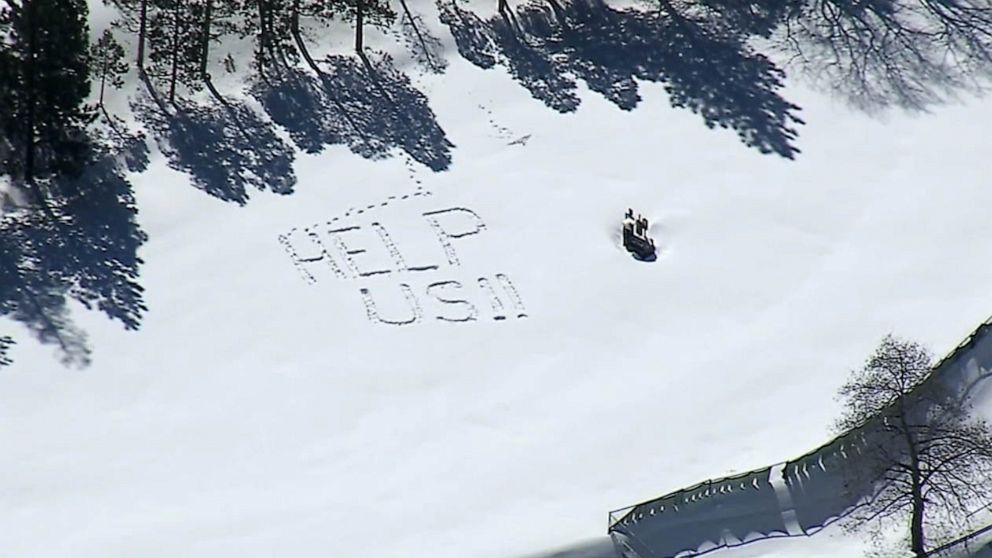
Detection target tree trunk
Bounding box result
[899,410,927,558]
[98,53,107,108]
[290,0,320,73]
[355,0,364,52]
[288,0,366,139]
[267,0,290,68]
[137,0,148,70]
[289,0,323,74]
[256,0,268,76]
[169,0,180,103]
[911,491,926,558]
[200,0,212,77]
[22,0,42,210]
[97,53,125,138]
[200,0,227,105]
[398,0,435,70]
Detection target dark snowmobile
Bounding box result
[622,209,656,261]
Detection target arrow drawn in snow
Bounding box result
[507,134,532,146]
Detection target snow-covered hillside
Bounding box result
[2,1,992,557]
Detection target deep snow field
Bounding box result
[3,2,992,558]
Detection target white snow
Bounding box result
[2,2,992,558]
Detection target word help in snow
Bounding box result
[279,207,528,326]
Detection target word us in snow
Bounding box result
[279,207,528,326]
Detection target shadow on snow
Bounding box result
[439,0,804,158]
[0,128,148,367]
[135,89,296,206]
[251,51,453,171]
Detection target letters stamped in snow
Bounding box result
[279,206,527,326]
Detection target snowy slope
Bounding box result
[3,2,992,558]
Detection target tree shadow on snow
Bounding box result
[251,51,453,171]
[135,88,296,206]
[439,1,581,112]
[0,130,148,368]
[774,0,992,112]
[439,0,804,158]
[395,2,449,74]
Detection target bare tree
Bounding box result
[837,335,992,557]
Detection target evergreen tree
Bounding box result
[142,0,238,103]
[196,0,240,102]
[104,0,150,69]
[332,0,396,53]
[146,0,202,102]
[148,0,232,103]
[0,10,15,175]
[238,0,298,77]
[288,0,343,72]
[91,29,129,112]
[0,0,96,208]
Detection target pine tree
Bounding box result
[0,0,96,209]
[238,0,298,77]
[332,0,396,53]
[197,0,229,101]
[0,10,15,176]
[104,0,150,69]
[288,0,342,72]
[146,0,202,102]
[91,29,129,113]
